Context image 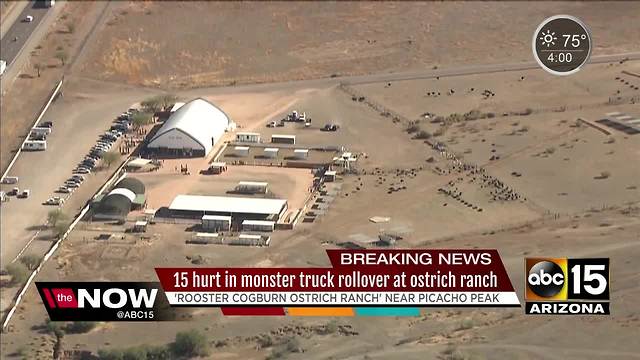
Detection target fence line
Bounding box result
[1,154,132,331]
[1,79,63,181]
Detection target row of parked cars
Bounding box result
[46,110,135,205]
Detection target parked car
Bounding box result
[322,124,340,132]
[44,197,64,205]
[56,186,73,193]
[18,189,30,198]
[64,181,80,189]
[24,15,33,22]
[10,187,20,196]
[67,177,82,184]
[71,175,85,181]
[39,121,53,128]
[74,168,90,174]
[266,121,277,128]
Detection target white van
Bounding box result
[2,176,19,184]
[22,140,47,151]
[24,15,33,22]
[32,127,52,136]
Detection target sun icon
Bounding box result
[539,29,557,47]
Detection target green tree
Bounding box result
[55,50,68,66]
[65,321,96,334]
[6,262,30,285]
[47,209,68,227]
[170,329,210,358]
[19,253,41,270]
[131,112,152,129]
[53,220,70,238]
[67,22,75,33]
[103,151,121,168]
[141,94,179,112]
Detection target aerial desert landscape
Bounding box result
[0,1,639,360]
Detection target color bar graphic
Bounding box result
[287,307,355,316]
[354,307,421,316]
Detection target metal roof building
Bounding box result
[169,195,287,221]
[147,98,232,157]
[115,177,146,195]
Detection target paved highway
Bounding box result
[0,1,49,67]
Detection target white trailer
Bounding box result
[271,134,295,144]
[0,60,6,76]
[263,147,279,158]
[234,146,250,157]
[235,132,261,143]
[22,140,47,151]
[202,215,231,232]
[242,220,275,232]
[235,181,268,194]
[293,149,309,159]
[31,127,52,136]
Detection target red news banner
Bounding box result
[156,249,520,307]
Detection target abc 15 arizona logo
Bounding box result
[524,258,610,315]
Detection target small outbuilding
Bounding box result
[242,220,275,232]
[202,215,231,232]
[234,146,250,157]
[293,149,309,159]
[236,132,261,143]
[324,170,337,182]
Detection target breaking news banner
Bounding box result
[524,258,610,315]
[155,249,521,310]
[35,282,187,322]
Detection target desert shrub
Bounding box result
[457,317,474,330]
[45,320,65,337]
[544,147,556,155]
[97,345,170,360]
[599,171,611,179]
[47,209,69,227]
[98,349,124,360]
[522,108,533,115]
[6,262,30,285]
[169,329,210,358]
[256,334,274,348]
[406,124,420,134]
[464,110,482,121]
[487,112,496,118]
[433,127,446,137]
[65,321,97,334]
[415,130,432,139]
[19,253,41,270]
[324,320,338,334]
[267,337,301,360]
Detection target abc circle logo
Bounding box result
[527,261,565,297]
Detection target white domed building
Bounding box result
[145,98,233,158]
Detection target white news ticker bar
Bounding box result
[165,291,520,306]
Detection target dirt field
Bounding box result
[79,1,640,88]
